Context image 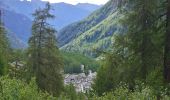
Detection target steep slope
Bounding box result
[58,0,116,47]
[7,32,27,49]
[0,0,101,48]
[0,8,31,48]
[3,9,32,44]
[58,0,123,57]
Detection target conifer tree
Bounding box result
[122,0,160,80]
[94,53,118,96]
[94,0,162,95]
[0,9,9,75]
[28,3,63,96]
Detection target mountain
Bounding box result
[1,0,101,29]
[0,8,31,48]
[76,3,102,12]
[7,32,27,49]
[0,0,101,48]
[58,0,123,57]
[3,9,32,43]
[50,2,91,29]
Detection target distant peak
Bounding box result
[77,3,92,5]
[76,3,103,6]
[31,0,41,2]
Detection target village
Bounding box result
[9,62,97,93]
[64,65,97,93]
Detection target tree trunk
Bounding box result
[164,0,170,82]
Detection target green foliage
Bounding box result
[62,84,78,100]
[0,0,169,99]
[59,0,115,47]
[0,21,10,76]
[10,49,26,62]
[93,53,118,96]
[93,0,170,98]
[8,49,27,79]
[0,76,57,100]
[27,3,63,96]
[60,84,86,100]
[121,0,162,79]
[1,76,169,100]
[0,56,7,75]
[91,83,170,100]
[62,51,99,74]
[0,76,88,100]
[60,0,123,57]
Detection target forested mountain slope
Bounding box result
[0,0,101,48]
[4,9,32,42]
[58,0,123,57]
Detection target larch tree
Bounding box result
[0,9,9,76]
[122,0,161,80]
[93,0,160,95]
[28,3,63,96]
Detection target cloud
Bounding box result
[41,0,109,5]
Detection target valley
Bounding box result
[0,0,170,99]
[0,0,101,48]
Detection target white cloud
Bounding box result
[41,0,109,5]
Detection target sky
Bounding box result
[38,0,109,5]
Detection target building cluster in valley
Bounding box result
[9,62,97,93]
[64,65,97,93]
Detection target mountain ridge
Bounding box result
[58,0,116,47]
[0,0,101,48]
[58,0,123,57]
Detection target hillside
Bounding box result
[7,32,27,49]
[62,51,99,74]
[58,0,123,57]
[0,0,101,48]
[3,9,32,41]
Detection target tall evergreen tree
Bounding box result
[93,52,120,96]
[94,0,163,95]
[0,9,9,75]
[28,3,63,96]
[122,0,160,80]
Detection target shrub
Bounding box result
[90,83,170,100]
[0,76,57,100]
